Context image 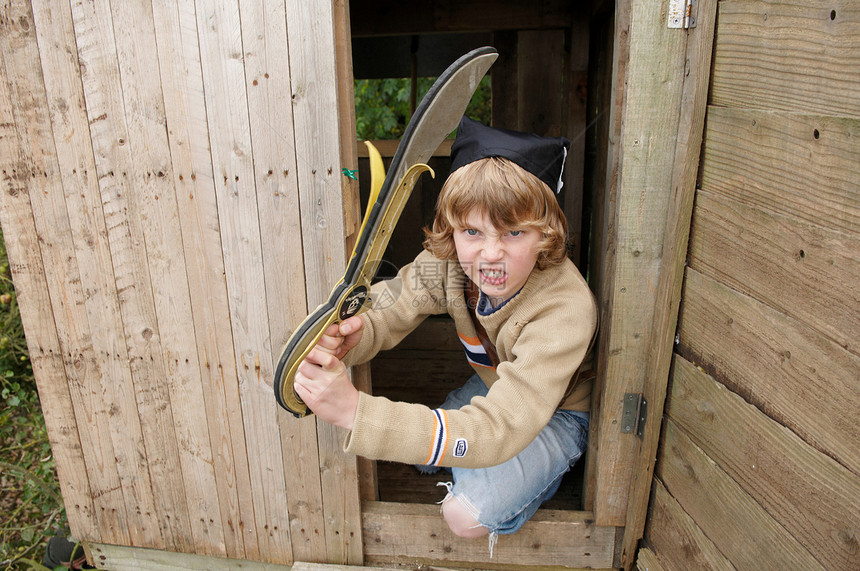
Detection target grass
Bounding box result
[0,232,68,570]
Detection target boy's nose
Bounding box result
[482,240,504,261]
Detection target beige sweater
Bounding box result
[342,249,597,469]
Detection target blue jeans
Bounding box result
[430,374,589,538]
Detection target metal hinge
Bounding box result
[621,393,648,438]
[668,0,697,28]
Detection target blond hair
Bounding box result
[423,157,568,270]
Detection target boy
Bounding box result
[294,116,597,548]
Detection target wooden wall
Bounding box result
[639,1,860,569]
[0,0,361,565]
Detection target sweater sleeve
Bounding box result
[344,268,598,469]
[341,250,450,367]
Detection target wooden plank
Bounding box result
[86,542,290,571]
[293,563,439,571]
[711,0,860,117]
[107,0,227,555]
[349,0,574,37]
[355,138,453,158]
[590,0,689,526]
[194,0,292,562]
[491,30,518,129]
[150,0,256,560]
[699,106,859,235]
[618,1,719,567]
[645,482,734,571]
[668,354,860,571]
[362,502,616,569]
[583,9,618,510]
[69,0,197,551]
[633,547,665,571]
[689,189,859,356]
[679,269,860,477]
[516,30,565,136]
[285,0,361,565]
[238,0,328,563]
[659,417,825,570]
[333,0,360,239]
[7,0,160,547]
[562,9,589,267]
[0,4,97,541]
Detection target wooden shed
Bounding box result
[0,0,856,569]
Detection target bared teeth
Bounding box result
[480,268,506,284]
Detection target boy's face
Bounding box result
[453,209,541,308]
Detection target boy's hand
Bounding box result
[313,315,364,360]
[293,316,364,430]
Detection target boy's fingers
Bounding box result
[339,315,363,336]
[306,348,339,371]
[316,331,344,351]
[324,322,342,337]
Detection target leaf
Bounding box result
[22,526,34,542]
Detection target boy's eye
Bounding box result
[508,230,523,237]
[464,228,479,236]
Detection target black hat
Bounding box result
[449,116,570,194]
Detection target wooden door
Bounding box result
[0,0,362,566]
[636,1,860,569]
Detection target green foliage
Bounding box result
[354,75,492,140]
[0,232,67,570]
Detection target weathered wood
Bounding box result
[362,502,618,569]
[516,30,565,136]
[110,0,227,555]
[22,0,161,548]
[645,482,733,571]
[711,0,860,118]
[668,354,860,570]
[582,9,617,510]
[284,0,362,564]
[633,547,665,571]
[618,1,718,567]
[659,416,826,570]
[85,542,290,571]
[150,0,256,559]
[71,0,199,551]
[334,0,360,239]
[239,0,330,563]
[355,138,453,158]
[699,106,859,236]
[562,9,589,267]
[689,188,859,356]
[591,0,689,526]
[0,2,97,541]
[679,269,860,477]
[349,0,574,37]
[491,31,518,129]
[195,0,293,562]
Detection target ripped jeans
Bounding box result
[426,374,589,548]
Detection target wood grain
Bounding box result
[151,0,255,559]
[619,0,718,566]
[591,0,689,527]
[284,0,361,563]
[659,418,825,570]
[668,354,859,570]
[362,501,617,569]
[689,189,859,355]
[699,106,859,235]
[645,482,733,571]
[711,0,860,117]
[0,1,97,541]
[679,269,860,477]
[195,0,292,562]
